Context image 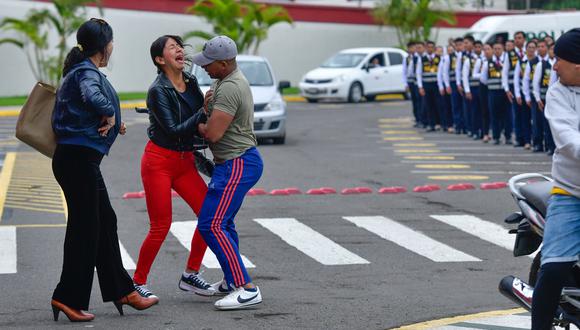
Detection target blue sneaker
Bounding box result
[178,272,215,296]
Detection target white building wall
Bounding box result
[0,0,466,96]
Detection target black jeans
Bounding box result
[52,144,133,310]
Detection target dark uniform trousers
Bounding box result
[479,84,490,137]
[422,82,440,129]
[488,90,513,141]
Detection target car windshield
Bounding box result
[320,53,366,68]
[193,61,274,86]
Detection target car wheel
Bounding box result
[272,135,286,145]
[306,98,318,103]
[365,95,376,102]
[348,82,363,103]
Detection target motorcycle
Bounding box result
[498,173,580,329]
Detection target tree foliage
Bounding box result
[184,0,293,54]
[372,0,457,47]
[0,0,101,86]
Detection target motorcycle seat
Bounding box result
[519,181,554,217]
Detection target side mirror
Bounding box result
[278,80,291,93]
[362,64,369,72]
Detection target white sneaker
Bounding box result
[134,284,158,299]
[214,286,262,310]
[211,279,232,296]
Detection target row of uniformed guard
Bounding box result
[403,33,558,155]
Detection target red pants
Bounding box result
[133,141,208,285]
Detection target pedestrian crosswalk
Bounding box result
[0,213,522,275]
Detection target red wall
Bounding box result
[39,0,512,28]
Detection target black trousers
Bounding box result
[52,144,133,310]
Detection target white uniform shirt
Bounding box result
[462,54,482,94]
[532,55,553,101]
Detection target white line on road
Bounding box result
[412,170,551,175]
[253,218,369,265]
[403,152,543,157]
[343,216,481,262]
[170,221,255,269]
[430,215,534,259]
[402,160,552,165]
[118,240,136,270]
[0,226,17,274]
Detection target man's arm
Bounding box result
[502,54,510,92]
[532,61,543,102]
[513,62,522,100]
[523,64,532,103]
[415,57,423,89]
[545,86,580,159]
[462,57,471,94]
[198,109,234,143]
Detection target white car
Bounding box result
[299,47,407,103]
[191,55,290,144]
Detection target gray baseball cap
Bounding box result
[191,35,238,66]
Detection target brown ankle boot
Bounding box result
[114,291,159,315]
[51,299,95,322]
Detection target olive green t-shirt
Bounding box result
[208,68,257,163]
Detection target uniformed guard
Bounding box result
[443,38,465,134]
[461,36,476,136]
[513,40,537,150]
[403,41,421,127]
[481,41,512,144]
[477,43,494,143]
[416,40,442,131]
[532,39,556,155]
[462,39,483,139]
[503,32,527,147]
[439,45,455,133]
[523,41,542,152]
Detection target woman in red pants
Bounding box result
[132,35,215,299]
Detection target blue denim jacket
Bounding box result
[52,59,121,155]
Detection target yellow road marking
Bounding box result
[3,204,65,214]
[395,149,441,153]
[415,164,471,169]
[379,118,413,123]
[376,94,404,100]
[394,143,436,147]
[405,156,455,160]
[0,111,21,117]
[382,130,418,135]
[393,308,525,329]
[383,137,424,141]
[6,197,63,205]
[379,124,413,129]
[0,152,16,223]
[428,175,490,180]
[0,224,66,228]
[283,95,305,102]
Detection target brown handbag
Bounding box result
[15,82,57,158]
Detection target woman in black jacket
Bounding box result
[132,35,215,299]
[51,18,158,323]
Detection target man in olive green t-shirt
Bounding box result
[193,35,264,311]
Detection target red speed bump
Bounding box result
[248,188,267,196]
[492,181,508,188]
[341,188,360,195]
[355,187,373,194]
[413,185,438,193]
[306,188,326,195]
[123,192,144,199]
[425,184,441,191]
[284,187,302,195]
[270,189,290,196]
[480,182,503,190]
[447,183,474,191]
[379,186,406,194]
[139,190,146,197]
[320,187,337,194]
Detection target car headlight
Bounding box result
[333,74,347,83]
[264,98,285,112]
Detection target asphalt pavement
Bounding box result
[0,100,552,329]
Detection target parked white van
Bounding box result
[465,12,580,44]
[298,47,407,103]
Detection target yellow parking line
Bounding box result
[376,94,405,100]
[3,204,65,214]
[379,124,413,129]
[428,175,490,180]
[0,152,16,223]
[394,143,436,147]
[382,130,418,135]
[383,137,424,141]
[0,111,21,117]
[405,156,455,160]
[379,118,413,123]
[395,149,441,153]
[415,164,471,169]
[393,308,525,329]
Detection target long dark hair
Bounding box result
[150,35,184,74]
[62,18,113,77]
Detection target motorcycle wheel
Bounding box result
[529,251,542,287]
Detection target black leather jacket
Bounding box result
[146,71,207,151]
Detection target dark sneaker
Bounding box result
[179,272,215,296]
[134,284,158,299]
[211,279,233,296]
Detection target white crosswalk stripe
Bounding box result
[430,215,534,259]
[343,216,481,262]
[118,240,136,270]
[169,221,255,269]
[0,226,17,274]
[254,218,369,265]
